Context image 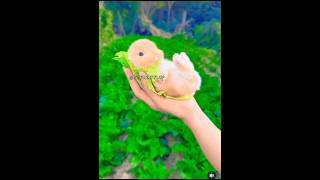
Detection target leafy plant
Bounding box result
[193,19,221,52]
[99,2,116,53]
[99,34,220,178]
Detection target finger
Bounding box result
[172,53,180,63]
[123,68,133,79]
[123,68,158,109]
[123,68,148,97]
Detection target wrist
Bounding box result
[181,103,203,127]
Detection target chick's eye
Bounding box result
[139,52,144,56]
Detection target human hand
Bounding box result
[123,68,221,172]
[123,68,200,120]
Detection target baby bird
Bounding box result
[128,39,201,97]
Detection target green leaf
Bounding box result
[113,51,130,68]
[172,143,187,153]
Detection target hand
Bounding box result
[123,68,200,120]
[123,68,221,173]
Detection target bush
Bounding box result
[193,20,221,53]
[99,4,116,53]
[99,34,221,178]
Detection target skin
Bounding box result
[123,68,221,173]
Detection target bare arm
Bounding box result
[182,104,221,172]
[123,68,221,173]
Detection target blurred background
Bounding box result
[100,1,221,53]
[99,1,221,179]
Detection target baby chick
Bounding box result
[128,39,201,97]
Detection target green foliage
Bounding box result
[99,3,116,53]
[131,159,173,179]
[104,1,221,53]
[99,34,220,178]
[194,20,221,52]
[104,1,139,35]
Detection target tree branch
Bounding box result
[174,10,190,34]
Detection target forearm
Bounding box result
[182,104,221,173]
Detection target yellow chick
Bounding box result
[128,39,201,97]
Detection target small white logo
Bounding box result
[208,171,216,179]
